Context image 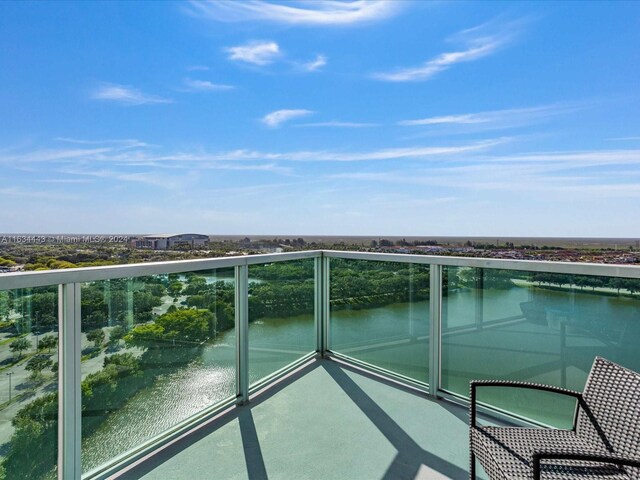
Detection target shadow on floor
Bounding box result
[114,360,323,480]
[115,358,476,480]
[323,361,469,480]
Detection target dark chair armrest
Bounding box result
[470,380,582,427]
[532,451,640,479]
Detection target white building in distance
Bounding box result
[133,233,209,250]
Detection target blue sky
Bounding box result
[1,0,639,236]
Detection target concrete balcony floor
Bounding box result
[114,358,498,480]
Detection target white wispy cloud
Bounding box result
[0,138,504,167]
[204,181,310,198]
[327,148,640,197]
[261,109,315,128]
[367,194,457,208]
[186,0,402,26]
[158,139,499,162]
[330,170,640,198]
[183,78,234,92]
[37,178,93,184]
[0,187,78,200]
[91,83,172,105]
[111,140,501,163]
[131,141,499,163]
[0,147,113,163]
[486,149,640,167]
[398,104,578,128]
[59,167,186,190]
[225,41,325,73]
[54,137,152,148]
[225,41,281,65]
[296,121,380,128]
[303,140,504,161]
[606,136,640,141]
[233,139,500,161]
[400,114,486,126]
[302,54,327,72]
[199,163,293,175]
[373,18,524,82]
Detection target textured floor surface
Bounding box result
[116,359,491,480]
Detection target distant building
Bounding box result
[133,233,209,250]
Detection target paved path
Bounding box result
[0,327,143,448]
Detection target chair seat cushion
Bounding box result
[471,426,631,479]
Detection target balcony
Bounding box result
[0,251,638,479]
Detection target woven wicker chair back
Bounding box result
[577,356,640,462]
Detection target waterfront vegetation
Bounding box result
[1,259,640,478]
[330,259,430,309]
[1,236,639,276]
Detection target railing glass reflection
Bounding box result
[248,259,316,386]
[0,287,58,480]
[328,258,430,384]
[441,267,640,427]
[80,269,236,473]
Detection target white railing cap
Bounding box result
[1,249,639,290]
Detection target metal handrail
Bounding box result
[322,250,640,278]
[2,249,639,291]
[0,250,321,290]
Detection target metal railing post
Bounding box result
[58,283,81,480]
[235,264,249,404]
[322,256,330,355]
[314,255,324,356]
[429,265,442,399]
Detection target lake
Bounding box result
[81,283,640,472]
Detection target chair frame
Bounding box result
[469,376,640,479]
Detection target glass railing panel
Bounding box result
[80,269,236,473]
[441,267,640,427]
[329,258,430,384]
[248,259,315,385]
[0,286,58,479]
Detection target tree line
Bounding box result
[530,272,640,294]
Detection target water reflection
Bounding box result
[81,275,640,469]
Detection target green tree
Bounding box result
[132,290,162,323]
[3,393,58,479]
[19,290,57,328]
[183,276,208,295]
[81,284,109,329]
[25,354,53,380]
[0,256,17,267]
[144,283,166,298]
[0,291,10,320]
[83,310,107,331]
[108,325,126,347]
[186,294,211,309]
[38,334,58,353]
[156,309,212,343]
[10,337,31,358]
[124,323,165,349]
[168,281,183,297]
[87,328,105,348]
[624,279,640,294]
[125,309,212,349]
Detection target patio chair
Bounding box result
[469,356,640,479]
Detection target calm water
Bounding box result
[81,313,317,472]
[81,284,640,471]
